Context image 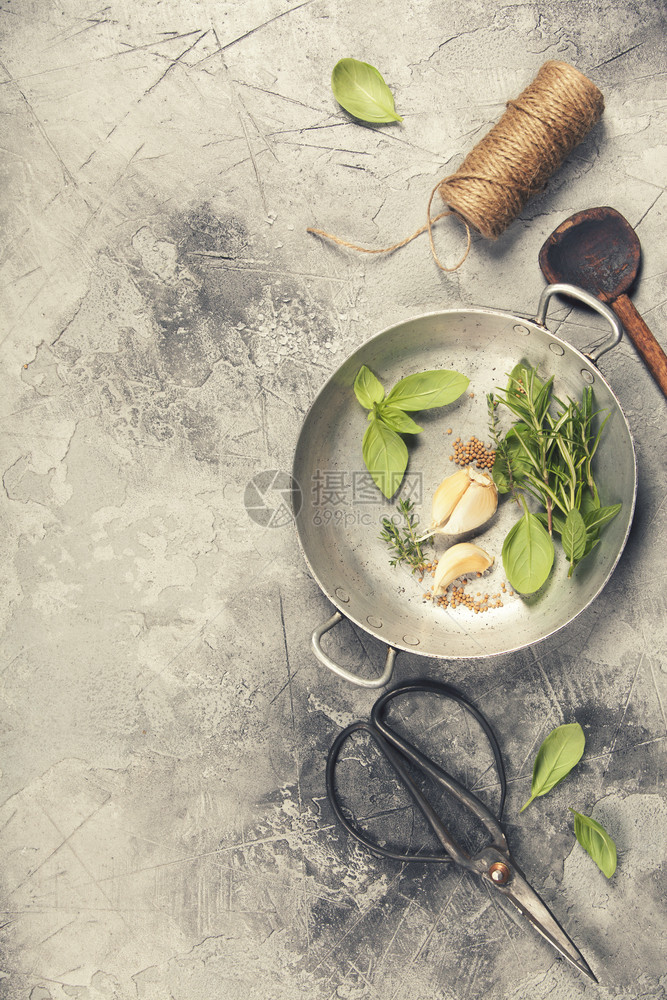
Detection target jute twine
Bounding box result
[307,61,604,271]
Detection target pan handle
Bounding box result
[311,611,397,688]
[535,283,623,363]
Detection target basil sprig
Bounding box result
[489,364,621,593]
[355,365,469,499]
[331,58,402,123]
[520,722,585,812]
[570,809,617,878]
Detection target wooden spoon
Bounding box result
[539,206,667,398]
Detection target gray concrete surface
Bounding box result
[1,2,666,998]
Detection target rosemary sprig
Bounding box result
[489,364,621,586]
[379,499,432,572]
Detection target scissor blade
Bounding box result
[500,867,598,983]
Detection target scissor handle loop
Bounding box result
[326,721,454,864]
[326,681,508,865]
[372,680,507,822]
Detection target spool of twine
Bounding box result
[308,61,604,271]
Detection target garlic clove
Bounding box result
[432,542,494,595]
[440,469,498,535]
[431,468,470,529]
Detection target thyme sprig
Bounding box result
[379,499,432,573]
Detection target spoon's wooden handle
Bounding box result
[612,294,667,398]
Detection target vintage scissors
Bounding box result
[326,680,597,983]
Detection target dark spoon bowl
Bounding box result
[540,206,667,398]
[540,207,640,301]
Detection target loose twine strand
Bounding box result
[307,61,604,272]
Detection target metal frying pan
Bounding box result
[292,284,636,687]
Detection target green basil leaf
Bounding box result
[562,508,587,573]
[551,512,567,536]
[580,488,601,519]
[508,428,541,468]
[377,404,423,434]
[493,433,533,494]
[508,363,544,404]
[501,396,533,425]
[385,370,469,411]
[502,509,554,595]
[535,511,567,536]
[491,455,511,494]
[520,723,585,812]
[331,58,402,124]
[570,809,617,878]
[507,362,531,389]
[583,535,600,558]
[354,365,385,409]
[362,417,408,499]
[506,422,532,442]
[583,503,622,533]
[505,428,535,477]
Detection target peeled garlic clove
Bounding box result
[431,466,497,535]
[432,542,493,595]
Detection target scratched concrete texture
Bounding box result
[1,1,666,998]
